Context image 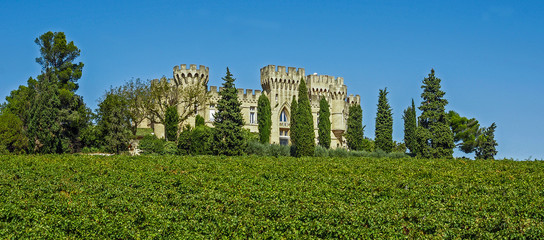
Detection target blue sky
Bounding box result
[1,0,543,159]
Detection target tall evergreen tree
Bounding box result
[447,110,481,154]
[375,88,393,152]
[294,79,315,157]
[475,123,498,159]
[96,88,131,154]
[415,69,454,158]
[213,68,246,156]
[318,97,331,149]
[164,106,179,141]
[257,94,272,144]
[289,95,298,155]
[403,99,417,153]
[345,104,364,151]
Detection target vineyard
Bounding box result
[1,155,543,238]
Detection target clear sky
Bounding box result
[1,0,543,159]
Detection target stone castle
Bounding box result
[148,64,360,148]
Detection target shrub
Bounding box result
[190,126,214,155]
[314,145,329,157]
[268,144,290,157]
[163,141,178,155]
[246,140,268,156]
[328,148,349,157]
[139,135,165,154]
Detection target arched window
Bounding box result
[280,109,288,122]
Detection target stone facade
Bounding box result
[146,64,360,148]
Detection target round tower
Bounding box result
[173,64,209,87]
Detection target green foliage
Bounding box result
[119,78,149,135]
[27,73,63,153]
[403,99,417,153]
[96,89,131,154]
[139,135,165,154]
[177,125,192,155]
[318,97,331,149]
[35,31,84,92]
[362,137,375,152]
[80,125,102,149]
[415,69,454,158]
[289,96,298,155]
[245,140,291,157]
[164,106,179,141]
[475,123,498,160]
[375,88,393,152]
[190,125,214,155]
[448,110,481,154]
[257,94,272,144]
[0,113,28,154]
[195,115,205,127]
[2,155,542,238]
[345,104,364,151]
[213,68,246,156]
[293,79,315,157]
[163,141,178,155]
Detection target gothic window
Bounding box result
[280,109,288,122]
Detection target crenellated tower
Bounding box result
[173,64,209,87]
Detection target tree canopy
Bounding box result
[375,88,393,152]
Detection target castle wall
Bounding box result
[146,64,360,149]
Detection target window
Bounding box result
[249,107,256,124]
[275,94,278,102]
[209,104,216,121]
[280,110,288,122]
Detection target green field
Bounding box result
[1,155,543,238]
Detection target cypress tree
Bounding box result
[403,99,417,153]
[375,88,393,152]
[257,94,272,144]
[415,69,454,158]
[164,106,179,141]
[318,97,331,148]
[289,95,298,155]
[345,104,364,151]
[475,123,498,159]
[294,78,315,157]
[213,68,246,156]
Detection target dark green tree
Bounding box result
[96,88,131,154]
[447,110,481,154]
[27,72,62,153]
[318,97,331,149]
[375,88,393,152]
[35,31,84,91]
[475,123,498,160]
[345,104,364,151]
[164,106,179,141]
[289,96,298,155]
[195,115,205,127]
[294,79,315,157]
[257,94,272,144]
[415,69,454,158]
[403,99,417,153]
[0,112,28,154]
[213,68,246,156]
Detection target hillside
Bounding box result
[1,155,543,238]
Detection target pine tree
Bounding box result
[345,104,364,151]
[164,106,179,141]
[257,94,272,144]
[403,99,417,153]
[375,88,393,152]
[318,97,331,149]
[475,123,498,159]
[415,69,454,158]
[213,68,246,156]
[294,79,315,157]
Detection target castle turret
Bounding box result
[173,64,209,87]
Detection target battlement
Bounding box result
[207,86,262,103]
[346,94,361,105]
[173,64,209,86]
